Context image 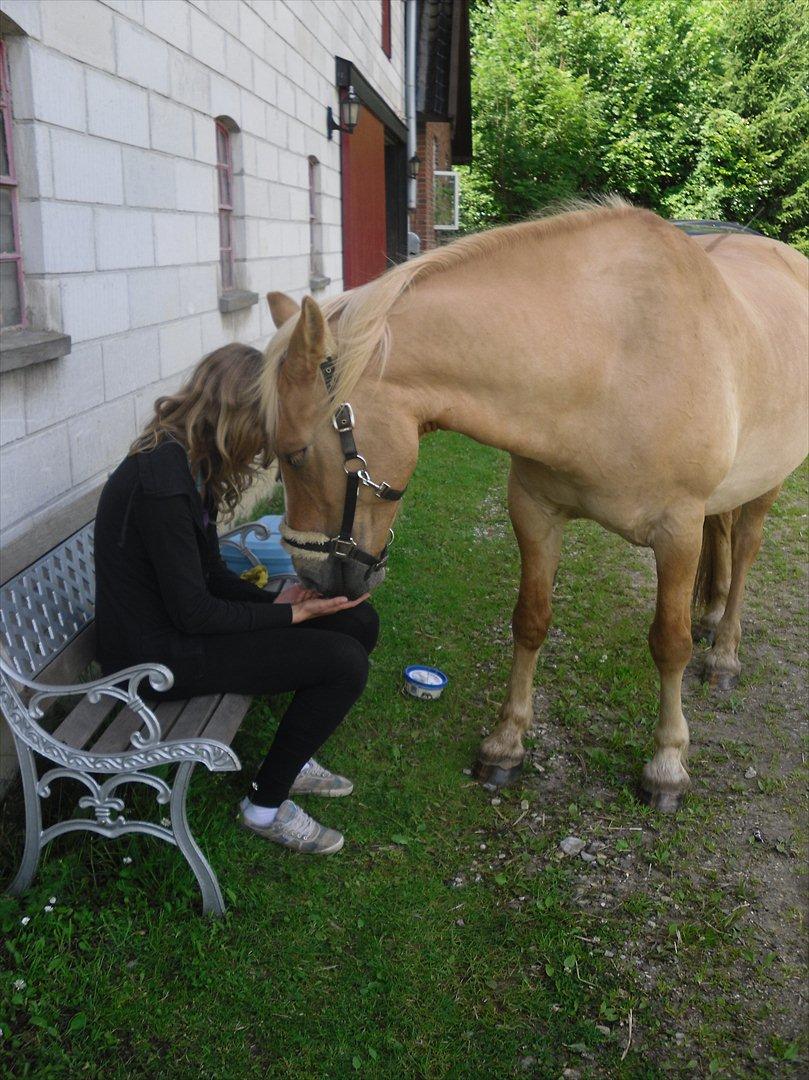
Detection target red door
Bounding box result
[341,104,388,289]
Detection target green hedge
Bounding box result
[460,0,808,252]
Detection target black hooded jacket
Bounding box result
[93,439,292,675]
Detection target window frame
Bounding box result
[433,170,460,232]
[0,38,26,330]
[381,0,392,59]
[307,154,329,291]
[215,120,235,293]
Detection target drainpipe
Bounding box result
[406,0,418,216]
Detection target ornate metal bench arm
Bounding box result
[218,519,271,568]
[1,657,239,774]
[0,656,173,750]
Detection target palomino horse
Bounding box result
[261,200,808,811]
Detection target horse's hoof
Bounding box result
[704,669,740,691]
[692,623,716,645]
[637,783,685,813]
[471,758,524,789]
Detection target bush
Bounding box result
[461,0,808,253]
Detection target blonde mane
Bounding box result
[260,195,635,444]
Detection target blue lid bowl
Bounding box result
[403,664,448,700]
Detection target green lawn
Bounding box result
[1,434,806,1078]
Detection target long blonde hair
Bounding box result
[130,344,272,518]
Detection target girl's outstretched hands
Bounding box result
[273,580,370,623]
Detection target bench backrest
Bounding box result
[0,522,95,680]
[0,484,103,684]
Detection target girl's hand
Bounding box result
[274,582,318,604]
[290,593,370,624]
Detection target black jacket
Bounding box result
[93,439,292,674]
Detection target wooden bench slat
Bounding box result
[25,625,98,691]
[51,694,120,750]
[202,694,252,748]
[90,700,187,755]
[163,695,223,743]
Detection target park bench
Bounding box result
[0,488,284,916]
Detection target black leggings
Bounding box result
[153,603,379,807]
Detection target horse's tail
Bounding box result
[692,510,738,610]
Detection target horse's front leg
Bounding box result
[473,469,565,787]
[639,509,704,812]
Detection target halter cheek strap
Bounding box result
[279,357,407,574]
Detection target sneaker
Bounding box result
[239,798,344,855]
[290,758,354,798]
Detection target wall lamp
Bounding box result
[408,153,421,180]
[327,85,360,140]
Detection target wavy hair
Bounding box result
[130,343,272,519]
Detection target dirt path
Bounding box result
[472,472,807,1077]
[542,505,805,1075]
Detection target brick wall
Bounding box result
[0,0,406,545]
[411,118,451,251]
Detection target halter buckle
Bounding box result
[331,537,358,559]
[332,403,355,433]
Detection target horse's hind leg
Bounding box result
[703,485,781,690]
[473,466,565,787]
[639,509,704,812]
[692,512,734,643]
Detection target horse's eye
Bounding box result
[283,447,307,469]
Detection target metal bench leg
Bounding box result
[6,737,43,897]
[170,761,226,917]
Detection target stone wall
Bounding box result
[0,0,406,544]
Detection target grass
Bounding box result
[0,435,806,1078]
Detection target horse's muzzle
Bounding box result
[294,553,386,600]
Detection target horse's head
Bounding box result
[264,291,418,599]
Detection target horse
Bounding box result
[260,199,808,812]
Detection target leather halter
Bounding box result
[280,356,407,575]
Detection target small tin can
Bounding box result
[403,665,449,700]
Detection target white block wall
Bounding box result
[0,0,406,543]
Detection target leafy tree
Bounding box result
[460,0,808,252]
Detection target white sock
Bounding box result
[243,800,278,826]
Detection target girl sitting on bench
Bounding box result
[93,343,378,855]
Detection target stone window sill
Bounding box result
[218,289,259,314]
[0,328,72,374]
[309,273,331,292]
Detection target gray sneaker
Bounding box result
[290,758,354,798]
[239,798,344,855]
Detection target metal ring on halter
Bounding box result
[343,454,367,475]
[387,527,395,545]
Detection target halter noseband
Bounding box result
[280,356,407,575]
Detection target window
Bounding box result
[434,170,460,231]
[381,0,391,59]
[307,156,329,292]
[0,39,25,329]
[215,120,235,292]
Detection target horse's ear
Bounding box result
[267,291,300,328]
[283,296,326,383]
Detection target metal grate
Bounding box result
[0,523,95,679]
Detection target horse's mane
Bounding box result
[260,195,635,443]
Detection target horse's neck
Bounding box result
[386,288,559,460]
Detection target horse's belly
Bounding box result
[705,429,808,514]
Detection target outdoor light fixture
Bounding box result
[327,85,360,139]
[408,153,421,179]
